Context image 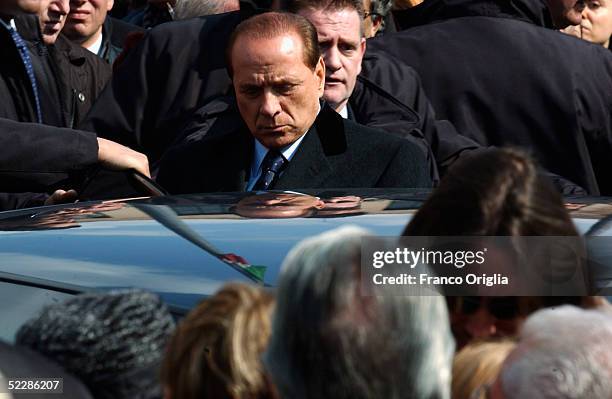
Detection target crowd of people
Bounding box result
[1,0,611,208]
[2,0,612,397]
[2,147,612,399]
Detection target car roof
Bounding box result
[0,189,611,312]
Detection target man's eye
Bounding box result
[275,84,296,94]
[241,87,260,97]
[339,44,357,54]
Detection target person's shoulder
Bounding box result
[147,10,243,39]
[360,47,421,81]
[106,17,145,46]
[342,117,397,140]
[342,117,423,154]
[107,16,145,35]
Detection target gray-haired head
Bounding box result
[173,0,239,20]
[16,289,176,399]
[264,225,454,399]
[498,305,612,399]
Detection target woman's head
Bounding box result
[161,283,276,399]
[580,0,612,47]
[403,148,578,236]
[403,148,595,348]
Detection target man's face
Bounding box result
[38,0,69,44]
[235,193,324,218]
[232,32,325,149]
[63,0,113,43]
[298,8,366,113]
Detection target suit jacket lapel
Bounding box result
[207,125,251,192]
[229,128,252,192]
[275,104,346,189]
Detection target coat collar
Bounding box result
[274,103,345,189]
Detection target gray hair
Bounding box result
[173,0,239,20]
[500,305,612,399]
[264,225,454,399]
[16,289,175,399]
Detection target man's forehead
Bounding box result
[234,31,304,58]
[236,70,304,85]
[232,33,312,80]
[300,8,362,36]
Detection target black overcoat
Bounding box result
[374,0,612,194]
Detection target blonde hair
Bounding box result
[161,283,275,399]
[452,340,516,399]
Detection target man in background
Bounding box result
[63,0,143,63]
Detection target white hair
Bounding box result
[173,0,239,20]
[500,305,612,399]
[264,225,454,399]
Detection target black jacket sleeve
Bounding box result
[0,118,98,192]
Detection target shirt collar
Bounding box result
[87,31,104,55]
[251,131,307,178]
[338,105,348,119]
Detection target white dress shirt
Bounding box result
[86,33,103,56]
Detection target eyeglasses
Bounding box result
[447,297,521,320]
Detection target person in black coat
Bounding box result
[373,0,612,195]
[99,16,145,64]
[63,0,144,65]
[80,4,257,165]
[0,5,149,209]
[158,102,432,193]
[157,13,432,193]
[81,0,476,178]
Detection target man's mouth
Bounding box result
[68,10,90,19]
[258,125,287,133]
[325,76,344,85]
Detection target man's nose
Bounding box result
[259,91,282,118]
[324,47,342,71]
[464,307,497,340]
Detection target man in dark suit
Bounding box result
[157,12,432,193]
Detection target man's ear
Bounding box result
[372,15,383,35]
[315,56,325,96]
[357,38,366,76]
[107,0,114,11]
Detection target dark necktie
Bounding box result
[6,26,43,124]
[252,150,287,190]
